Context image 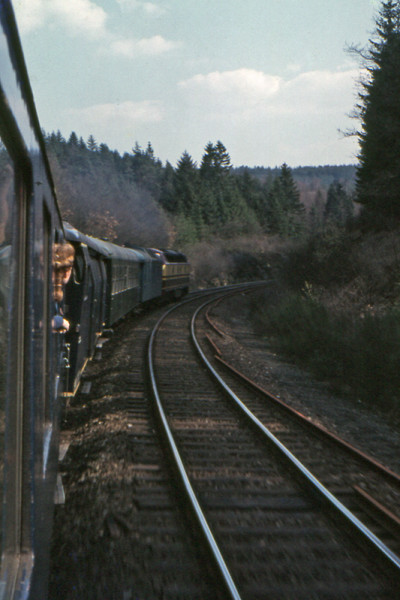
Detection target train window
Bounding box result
[73,253,84,284]
[0,142,14,553]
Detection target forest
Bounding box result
[47,132,355,249]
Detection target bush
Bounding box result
[255,291,400,412]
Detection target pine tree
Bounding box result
[159,161,176,212]
[200,141,231,180]
[325,181,353,225]
[129,141,163,199]
[68,131,79,146]
[355,0,400,219]
[87,134,98,152]
[238,168,265,222]
[174,151,199,217]
[266,164,305,237]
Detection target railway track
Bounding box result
[204,294,400,544]
[148,285,400,598]
[50,285,400,598]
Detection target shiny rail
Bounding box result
[147,289,249,600]
[191,296,400,580]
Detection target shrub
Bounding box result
[255,291,400,412]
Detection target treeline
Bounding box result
[234,164,356,188]
[46,132,169,247]
[45,132,355,248]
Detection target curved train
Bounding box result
[63,223,189,395]
[0,3,189,598]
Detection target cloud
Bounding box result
[116,0,167,17]
[178,67,358,120]
[276,69,359,116]
[14,0,107,37]
[174,67,360,166]
[110,35,179,58]
[66,100,163,129]
[180,69,281,106]
[14,0,176,56]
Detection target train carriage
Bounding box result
[0,2,66,597]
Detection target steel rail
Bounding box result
[191,297,400,579]
[214,355,400,485]
[147,288,250,600]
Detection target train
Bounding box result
[63,224,190,395]
[0,2,189,598]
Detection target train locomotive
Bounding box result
[0,2,189,598]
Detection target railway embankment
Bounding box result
[186,227,400,415]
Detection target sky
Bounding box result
[13,0,381,168]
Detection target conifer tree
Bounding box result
[174,151,199,216]
[355,0,400,218]
[87,134,98,152]
[68,131,79,146]
[266,164,305,237]
[325,181,353,225]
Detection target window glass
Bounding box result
[0,141,14,550]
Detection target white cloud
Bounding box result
[174,67,360,166]
[116,0,167,17]
[66,100,163,129]
[52,0,107,38]
[13,0,47,33]
[14,0,107,37]
[178,67,358,120]
[180,69,281,105]
[14,0,176,57]
[276,69,359,116]
[136,35,179,55]
[110,34,179,57]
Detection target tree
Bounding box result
[68,131,79,146]
[159,161,176,213]
[324,181,353,225]
[174,151,199,216]
[87,134,98,152]
[128,141,163,199]
[200,140,231,180]
[197,141,259,236]
[237,168,265,222]
[354,1,400,219]
[266,163,305,237]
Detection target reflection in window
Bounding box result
[0,141,13,552]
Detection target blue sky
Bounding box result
[14,0,380,167]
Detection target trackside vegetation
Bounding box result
[254,290,400,411]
